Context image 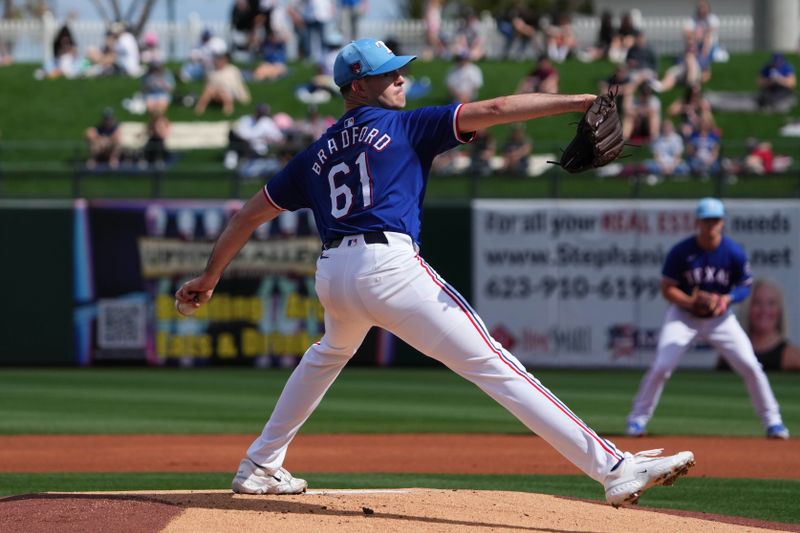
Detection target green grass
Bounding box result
[1,54,798,199]
[0,368,797,436]
[1,473,798,524]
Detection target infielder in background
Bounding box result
[626,198,789,440]
[176,38,695,507]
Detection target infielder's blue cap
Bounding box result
[333,38,416,88]
[696,197,725,219]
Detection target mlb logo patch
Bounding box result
[347,238,358,247]
[345,117,354,128]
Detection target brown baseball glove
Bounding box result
[555,89,625,173]
[690,289,719,318]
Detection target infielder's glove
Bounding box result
[690,289,719,318]
[555,90,625,173]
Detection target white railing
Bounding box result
[1,12,754,64]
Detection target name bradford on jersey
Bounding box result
[311,124,392,176]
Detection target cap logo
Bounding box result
[350,62,361,74]
[375,40,392,54]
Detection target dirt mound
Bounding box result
[2,489,795,533]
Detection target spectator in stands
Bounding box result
[139,32,164,67]
[722,137,793,177]
[643,120,689,179]
[85,107,122,169]
[288,0,336,64]
[545,12,577,63]
[615,11,638,63]
[667,84,715,139]
[338,0,367,42]
[224,103,285,172]
[656,33,711,92]
[142,112,172,168]
[180,29,227,82]
[740,279,800,371]
[42,21,79,79]
[423,0,445,60]
[0,38,11,66]
[577,10,618,64]
[252,3,292,81]
[467,129,496,177]
[498,123,532,176]
[141,61,175,115]
[446,50,483,103]
[625,30,658,85]
[497,1,541,60]
[84,30,118,77]
[683,0,727,64]
[686,117,721,177]
[516,55,558,94]
[294,34,341,104]
[622,81,661,142]
[757,53,797,112]
[111,22,142,77]
[450,7,486,62]
[195,52,251,116]
[230,0,260,62]
[293,104,336,143]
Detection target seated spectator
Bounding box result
[84,30,118,77]
[180,28,228,82]
[625,30,658,85]
[253,3,292,81]
[577,10,618,63]
[224,103,285,172]
[498,123,532,176]
[497,2,541,60]
[686,118,721,177]
[467,129,496,177]
[683,0,727,64]
[142,112,172,168]
[622,81,660,142]
[38,22,80,79]
[141,61,175,115]
[293,105,335,143]
[757,53,797,112]
[667,84,715,139]
[614,11,638,62]
[195,53,251,115]
[85,108,122,169]
[657,33,711,92]
[450,7,486,61]
[545,12,577,63]
[139,32,164,67]
[643,120,689,179]
[600,63,632,97]
[446,51,483,103]
[111,22,142,77]
[516,55,558,94]
[723,138,793,177]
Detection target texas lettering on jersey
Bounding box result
[662,234,752,295]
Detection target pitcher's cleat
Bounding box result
[604,449,695,508]
[625,421,646,437]
[231,458,308,495]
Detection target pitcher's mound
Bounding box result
[0,488,787,532]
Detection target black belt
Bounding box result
[323,231,389,250]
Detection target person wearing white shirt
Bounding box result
[225,104,285,171]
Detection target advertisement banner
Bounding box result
[74,200,328,366]
[472,200,800,368]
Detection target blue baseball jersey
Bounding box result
[264,104,473,243]
[662,235,752,295]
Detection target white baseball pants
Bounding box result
[246,232,623,482]
[628,305,784,429]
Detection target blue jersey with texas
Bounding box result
[265,103,471,243]
[662,235,752,295]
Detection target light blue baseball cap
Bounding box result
[696,197,725,219]
[333,38,416,88]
